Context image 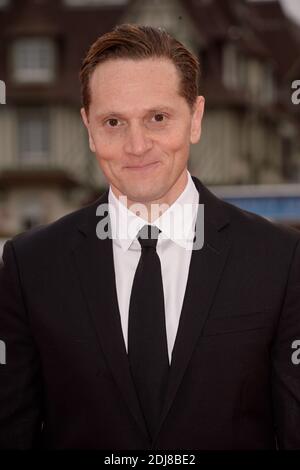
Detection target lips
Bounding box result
[126,161,159,170]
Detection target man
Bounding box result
[0,23,300,450]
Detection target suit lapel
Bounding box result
[71,190,150,441]
[71,176,232,446]
[151,176,232,446]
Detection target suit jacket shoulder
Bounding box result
[8,194,105,260]
[6,178,300,267]
[197,180,300,248]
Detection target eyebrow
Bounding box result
[95,106,176,121]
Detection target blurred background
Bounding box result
[1,0,300,259]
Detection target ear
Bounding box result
[190,96,205,144]
[80,107,96,153]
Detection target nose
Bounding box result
[124,121,153,156]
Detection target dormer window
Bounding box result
[11,37,56,84]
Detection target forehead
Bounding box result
[89,58,183,110]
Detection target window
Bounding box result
[64,0,128,6]
[261,64,275,104]
[222,43,239,89]
[18,109,50,163]
[18,196,44,231]
[11,38,56,84]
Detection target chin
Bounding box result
[128,190,154,202]
[127,189,159,203]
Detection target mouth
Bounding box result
[125,161,160,171]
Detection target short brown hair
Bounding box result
[79,23,200,113]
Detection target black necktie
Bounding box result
[128,224,169,441]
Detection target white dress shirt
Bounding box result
[108,169,200,365]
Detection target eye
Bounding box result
[152,113,166,123]
[106,118,120,128]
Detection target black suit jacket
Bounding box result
[0,175,300,450]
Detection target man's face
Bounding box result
[81,57,204,206]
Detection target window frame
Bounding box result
[17,108,51,164]
[11,37,56,85]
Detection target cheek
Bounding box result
[93,137,122,163]
[159,127,190,153]
[92,125,189,161]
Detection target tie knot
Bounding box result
[137,225,161,249]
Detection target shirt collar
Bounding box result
[108,169,200,251]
